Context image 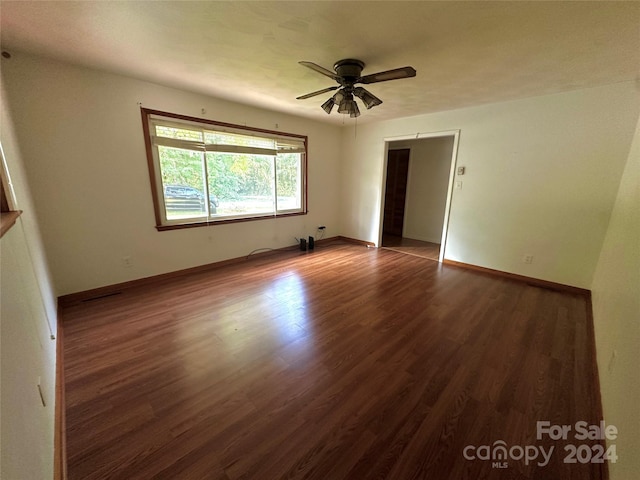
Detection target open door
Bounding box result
[382,148,410,237]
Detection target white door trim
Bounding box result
[378,130,461,263]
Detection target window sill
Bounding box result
[155,210,307,231]
[0,210,22,238]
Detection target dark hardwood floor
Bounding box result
[62,242,604,480]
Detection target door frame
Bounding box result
[377,130,461,263]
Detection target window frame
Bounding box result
[141,108,308,231]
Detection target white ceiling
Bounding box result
[1,1,639,125]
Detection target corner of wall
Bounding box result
[590,111,640,480]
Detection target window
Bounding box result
[141,109,307,230]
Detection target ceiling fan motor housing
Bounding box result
[334,59,365,84]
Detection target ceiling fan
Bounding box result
[296,59,417,118]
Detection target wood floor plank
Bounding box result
[63,242,604,479]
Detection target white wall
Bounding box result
[2,53,342,295]
[591,115,640,480]
[341,82,639,288]
[1,79,57,480]
[389,136,454,244]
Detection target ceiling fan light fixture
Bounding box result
[354,87,382,109]
[336,94,360,117]
[337,93,354,114]
[321,97,335,114]
[350,101,360,118]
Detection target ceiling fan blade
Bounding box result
[299,61,341,81]
[357,66,417,84]
[296,86,339,100]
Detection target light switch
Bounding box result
[456,181,463,190]
[457,166,465,175]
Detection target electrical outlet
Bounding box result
[122,256,133,268]
[523,254,534,264]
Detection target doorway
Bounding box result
[380,133,458,262]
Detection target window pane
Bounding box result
[204,130,275,150]
[276,153,302,211]
[206,153,275,217]
[155,125,203,142]
[158,146,207,221]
